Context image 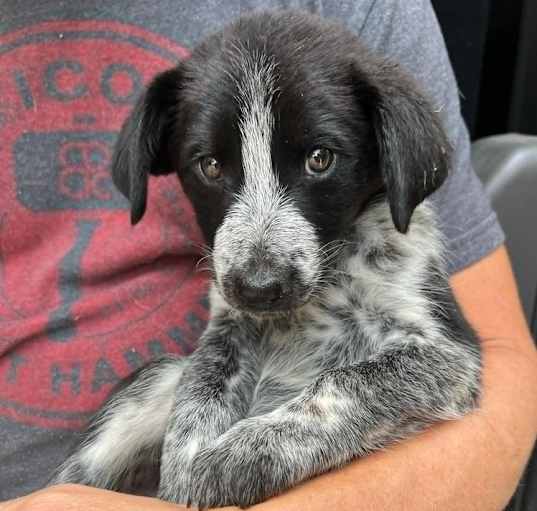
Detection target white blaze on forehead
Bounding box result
[236,49,280,207]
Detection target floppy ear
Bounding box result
[112,67,182,224]
[356,61,451,233]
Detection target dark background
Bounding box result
[431,0,537,139]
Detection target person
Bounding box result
[0,0,536,509]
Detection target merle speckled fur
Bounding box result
[52,10,481,508]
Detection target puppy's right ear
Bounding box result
[112,67,182,224]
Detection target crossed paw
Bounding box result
[159,417,301,509]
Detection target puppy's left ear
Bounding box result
[112,67,182,224]
[355,61,451,233]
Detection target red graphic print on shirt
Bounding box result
[0,21,209,430]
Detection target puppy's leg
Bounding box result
[157,316,259,503]
[187,340,481,508]
[52,355,185,493]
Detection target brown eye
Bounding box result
[199,156,222,180]
[305,147,334,174]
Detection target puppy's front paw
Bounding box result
[157,468,190,504]
[158,415,226,503]
[187,418,295,508]
[158,435,202,503]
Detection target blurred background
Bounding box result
[431,0,536,139]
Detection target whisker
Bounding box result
[195,254,214,272]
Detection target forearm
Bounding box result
[0,484,184,511]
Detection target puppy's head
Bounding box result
[111,11,450,315]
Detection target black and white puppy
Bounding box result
[54,10,481,508]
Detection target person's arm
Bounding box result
[2,244,536,511]
[0,484,185,511]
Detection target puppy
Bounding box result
[53,10,481,508]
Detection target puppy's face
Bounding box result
[111,11,450,315]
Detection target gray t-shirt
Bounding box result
[0,0,503,500]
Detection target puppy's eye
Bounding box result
[199,156,222,180]
[305,148,334,174]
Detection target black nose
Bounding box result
[230,269,293,311]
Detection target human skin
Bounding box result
[1,245,536,511]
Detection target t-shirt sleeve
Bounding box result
[323,0,505,274]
